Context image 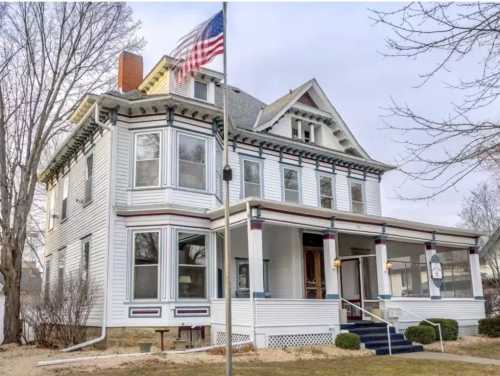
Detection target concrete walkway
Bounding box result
[396,351,500,366]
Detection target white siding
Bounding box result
[44,131,111,325]
[0,292,4,344]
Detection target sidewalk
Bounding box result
[396,351,500,366]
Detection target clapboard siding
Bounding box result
[44,131,111,326]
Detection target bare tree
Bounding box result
[372,3,500,198]
[0,3,143,344]
[460,182,500,284]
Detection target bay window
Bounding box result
[242,158,262,198]
[178,232,207,299]
[387,241,429,297]
[319,174,334,209]
[437,247,473,298]
[178,134,206,190]
[133,231,159,300]
[282,167,300,203]
[350,180,365,214]
[134,132,160,188]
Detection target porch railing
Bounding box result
[379,299,444,353]
[340,297,393,356]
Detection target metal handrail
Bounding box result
[341,297,393,356]
[377,299,444,353]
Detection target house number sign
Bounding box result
[429,254,443,288]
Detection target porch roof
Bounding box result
[207,198,484,240]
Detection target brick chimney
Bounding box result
[117,51,143,92]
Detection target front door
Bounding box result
[303,247,325,299]
[340,258,363,321]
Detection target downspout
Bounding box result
[63,102,115,352]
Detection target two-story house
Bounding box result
[40,51,485,352]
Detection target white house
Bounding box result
[40,52,485,352]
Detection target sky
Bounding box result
[130,2,492,227]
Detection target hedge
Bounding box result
[405,325,436,344]
[420,318,459,341]
[335,333,360,350]
[478,316,500,337]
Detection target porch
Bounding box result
[208,199,485,348]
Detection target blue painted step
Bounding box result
[341,321,424,356]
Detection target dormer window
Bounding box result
[194,80,208,101]
[292,124,299,139]
[304,129,311,143]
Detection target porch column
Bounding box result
[425,242,441,299]
[469,246,484,299]
[375,236,391,299]
[297,119,302,140]
[248,219,265,298]
[323,230,339,299]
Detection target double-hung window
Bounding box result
[350,180,365,214]
[134,132,160,188]
[318,174,334,209]
[282,167,300,203]
[84,154,93,204]
[194,80,208,101]
[235,258,270,297]
[178,232,207,299]
[178,134,206,190]
[242,158,262,198]
[133,231,159,300]
[48,188,56,230]
[61,175,69,220]
[81,236,91,281]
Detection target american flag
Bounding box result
[171,10,224,83]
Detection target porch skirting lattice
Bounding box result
[267,332,334,348]
[215,331,251,346]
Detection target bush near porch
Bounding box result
[420,319,459,341]
[478,316,500,337]
[334,333,360,350]
[405,325,436,345]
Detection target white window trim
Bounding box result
[131,229,161,302]
[193,79,209,102]
[280,164,302,204]
[317,172,335,209]
[175,229,209,301]
[133,131,162,189]
[176,132,209,192]
[240,155,264,199]
[349,178,366,214]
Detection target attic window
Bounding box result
[194,80,208,101]
[292,123,299,139]
[304,130,311,143]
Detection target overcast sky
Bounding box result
[130,2,491,227]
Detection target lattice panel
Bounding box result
[268,333,333,348]
[215,331,251,345]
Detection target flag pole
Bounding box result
[222,2,233,376]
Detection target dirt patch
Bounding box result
[425,335,500,359]
[0,343,372,375]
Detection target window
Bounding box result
[48,188,55,230]
[178,232,207,299]
[133,231,159,300]
[235,258,270,297]
[242,159,261,198]
[304,129,311,143]
[61,175,69,220]
[84,154,93,204]
[437,247,473,298]
[81,236,91,280]
[319,175,334,209]
[57,248,65,302]
[282,167,300,203]
[178,134,206,190]
[292,123,299,139]
[216,145,223,199]
[350,180,365,214]
[134,132,160,188]
[194,80,208,101]
[388,241,429,297]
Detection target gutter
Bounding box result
[62,101,115,352]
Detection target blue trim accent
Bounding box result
[430,296,442,300]
[474,296,486,300]
[325,294,339,299]
[378,294,391,300]
[253,292,265,298]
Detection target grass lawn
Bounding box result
[444,340,500,360]
[54,357,500,376]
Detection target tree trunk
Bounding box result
[2,247,22,344]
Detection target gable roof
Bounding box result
[226,86,266,130]
[254,79,371,159]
